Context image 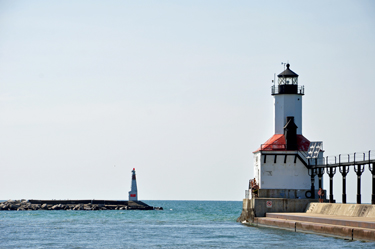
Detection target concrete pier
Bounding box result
[240,202,375,241]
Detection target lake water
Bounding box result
[0,200,373,248]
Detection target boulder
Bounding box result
[9,204,21,210]
[73,204,82,210]
[32,204,41,210]
[51,205,60,210]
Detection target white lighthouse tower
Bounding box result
[128,168,138,201]
[252,64,323,199]
[273,63,303,135]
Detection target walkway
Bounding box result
[254,212,375,241]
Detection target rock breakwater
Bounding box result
[0,199,163,211]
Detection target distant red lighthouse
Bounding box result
[129,168,138,201]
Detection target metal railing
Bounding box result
[306,149,375,204]
[309,150,374,167]
[259,144,310,152]
[259,143,286,151]
[271,85,305,95]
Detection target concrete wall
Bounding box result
[306,203,375,218]
[257,189,320,199]
[237,198,318,222]
[237,198,253,223]
[252,198,317,217]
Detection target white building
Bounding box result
[251,64,323,199]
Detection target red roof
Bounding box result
[254,134,310,152]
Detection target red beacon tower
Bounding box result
[129,168,138,201]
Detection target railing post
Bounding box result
[339,165,349,204]
[316,167,325,189]
[369,163,375,205]
[327,166,336,203]
[308,167,316,199]
[354,164,365,204]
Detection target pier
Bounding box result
[252,203,375,241]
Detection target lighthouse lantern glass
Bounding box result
[278,76,298,85]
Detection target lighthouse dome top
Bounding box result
[277,64,298,78]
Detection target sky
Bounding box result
[0,0,374,202]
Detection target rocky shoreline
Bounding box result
[0,199,163,211]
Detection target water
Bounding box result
[0,201,373,248]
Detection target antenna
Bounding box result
[281,62,287,70]
[281,62,287,84]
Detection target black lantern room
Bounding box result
[272,64,304,95]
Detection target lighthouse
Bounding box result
[238,64,325,223]
[251,64,323,199]
[129,168,138,201]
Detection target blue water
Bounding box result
[0,201,373,248]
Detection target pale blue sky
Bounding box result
[0,1,374,201]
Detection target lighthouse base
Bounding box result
[237,198,319,223]
[256,189,321,199]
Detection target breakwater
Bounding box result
[0,199,163,211]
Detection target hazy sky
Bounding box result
[0,1,374,202]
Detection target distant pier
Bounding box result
[0,199,163,211]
